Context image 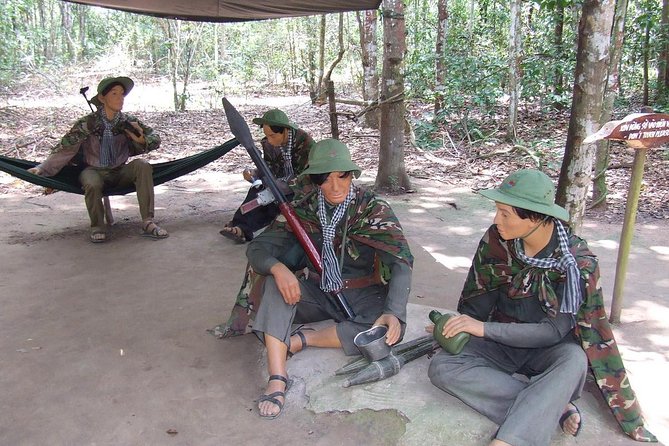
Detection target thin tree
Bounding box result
[556,0,616,231]
[376,0,411,193]
[315,14,326,101]
[553,0,566,101]
[656,0,669,102]
[507,0,522,141]
[591,0,628,209]
[434,0,449,115]
[159,19,206,112]
[356,9,380,129]
[642,11,651,105]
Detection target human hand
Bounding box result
[124,121,145,144]
[270,262,301,305]
[442,314,484,338]
[425,324,435,334]
[374,313,402,346]
[243,168,258,182]
[27,167,43,176]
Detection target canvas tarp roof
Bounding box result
[63,0,382,22]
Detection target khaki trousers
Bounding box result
[79,159,154,232]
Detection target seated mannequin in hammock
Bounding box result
[27,76,167,244]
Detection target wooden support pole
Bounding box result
[610,147,647,323]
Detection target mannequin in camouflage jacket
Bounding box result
[29,76,166,243]
[428,170,655,445]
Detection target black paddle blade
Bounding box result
[222,97,256,150]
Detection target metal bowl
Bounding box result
[354,325,391,362]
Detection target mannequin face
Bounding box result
[262,125,289,147]
[492,203,536,240]
[319,171,353,205]
[98,85,125,116]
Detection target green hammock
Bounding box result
[0,138,239,195]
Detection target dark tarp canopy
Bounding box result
[63,0,382,22]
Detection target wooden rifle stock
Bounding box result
[222,98,355,319]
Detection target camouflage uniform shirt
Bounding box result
[37,111,160,177]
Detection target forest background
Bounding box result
[0,0,667,222]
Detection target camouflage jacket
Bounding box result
[212,183,413,338]
[261,128,313,181]
[38,111,161,177]
[283,183,414,269]
[459,225,656,442]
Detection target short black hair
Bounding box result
[310,170,353,186]
[513,206,549,222]
[100,82,126,96]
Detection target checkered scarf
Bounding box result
[99,109,120,167]
[317,184,356,292]
[279,129,294,181]
[514,219,583,314]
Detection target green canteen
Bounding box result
[429,310,470,355]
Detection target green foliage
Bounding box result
[0,0,663,131]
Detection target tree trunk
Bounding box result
[376,0,411,193]
[357,10,380,129]
[304,16,318,103]
[467,0,476,40]
[77,5,87,59]
[556,0,616,231]
[323,14,345,86]
[656,0,669,102]
[434,0,449,115]
[507,0,522,142]
[592,0,628,210]
[642,18,650,105]
[316,14,326,100]
[553,2,565,100]
[59,2,75,63]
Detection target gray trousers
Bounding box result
[428,336,587,446]
[79,159,154,231]
[253,275,399,355]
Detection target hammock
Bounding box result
[0,138,240,196]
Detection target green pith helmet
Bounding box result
[90,76,134,107]
[300,139,362,178]
[478,169,569,221]
[252,108,298,130]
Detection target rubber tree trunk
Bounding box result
[376,0,411,193]
[506,0,522,142]
[556,0,615,231]
[434,0,449,115]
[553,2,565,100]
[357,10,380,129]
[592,0,628,209]
[657,0,669,103]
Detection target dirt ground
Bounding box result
[1,168,668,445]
[1,81,668,445]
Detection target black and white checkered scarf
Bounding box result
[279,129,294,181]
[514,219,583,314]
[317,184,356,292]
[99,109,120,167]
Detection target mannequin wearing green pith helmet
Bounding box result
[242,139,413,419]
[219,108,313,243]
[427,169,655,445]
[28,76,166,243]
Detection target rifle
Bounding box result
[222,97,355,320]
[79,86,95,113]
